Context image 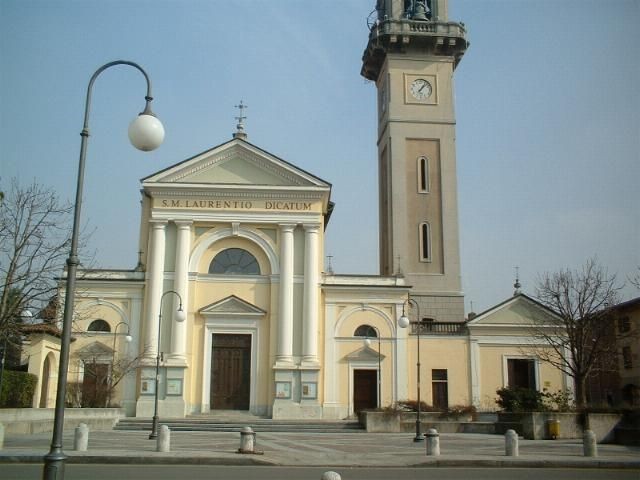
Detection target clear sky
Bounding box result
[1,0,638,313]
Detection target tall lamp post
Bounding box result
[43,60,164,480]
[398,297,425,442]
[149,290,186,439]
[363,326,382,408]
[107,322,132,407]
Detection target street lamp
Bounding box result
[363,326,382,408]
[149,290,186,439]
[398,297,425,442]
[43,60,164,480]
[107,322,132,407]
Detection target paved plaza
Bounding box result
[1,430,639,468]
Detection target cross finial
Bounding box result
[513,266,522,296]
[233,100,248,139]
[135,250,145,271]
[326,255,334,275]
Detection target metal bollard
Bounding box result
[583,430,597,457]
[157,424,170,452]
[321,472,342,480]
[73,423,89,451]
[0,423,5,450]
[425,428,440,456]
[239,426,256,453]
[505,429,519,457]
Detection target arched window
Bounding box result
[419,222,431,262]
[354,324,378,338]
[87,319,111,333]
[417,156,429,193]
[209,248,260,275]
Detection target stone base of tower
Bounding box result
[409,293,465,323]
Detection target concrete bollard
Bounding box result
[583,430,597,457]
[157,424,170,452]
[73,423,89,451]
[0,423,4,450]
[425,428,440,456]
[239,426,256,453]
[321,472,342,480]
[505,429,519,457]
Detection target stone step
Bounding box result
[114,418,364,433]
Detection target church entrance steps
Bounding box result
[114,417,364,433]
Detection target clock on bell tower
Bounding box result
[362,0,469,322]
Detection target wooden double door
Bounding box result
[353,369,378,413]
[210,334,251,410]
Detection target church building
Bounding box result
[27,0,571,418]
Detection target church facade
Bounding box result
[27,0,572,418]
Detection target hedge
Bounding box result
[0,369,37,407]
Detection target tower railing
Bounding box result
[410,321,467,335]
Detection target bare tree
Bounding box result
[0,179,73,343]
[630,266,640,290]
[70,347,148,407]
[531,258,622,408]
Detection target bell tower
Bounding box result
[362,0,468,321]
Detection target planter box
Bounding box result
[496,412,622,442]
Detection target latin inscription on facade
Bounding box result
[157,198,314,212]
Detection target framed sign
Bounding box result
[166,378,183,396]
[140,379,155,395]
[275,381,291,399]
[302,382,317,400]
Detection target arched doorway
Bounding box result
[39,354,52,408]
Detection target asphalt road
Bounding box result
[3,465,640,480]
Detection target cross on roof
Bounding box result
[235,100,248,133]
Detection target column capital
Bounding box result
[279,223,297,233]
[302,223,321,233]
[173,220,193,228]
[149,219,168,228]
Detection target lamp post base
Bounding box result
[413,433,425,442]
[149,415,159,439]
[43,449,67,480]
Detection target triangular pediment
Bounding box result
[199,295,266,317]
[467,294,558,328]
[344,345,386,362]
[76,341,114,360]
[143,138,330,188]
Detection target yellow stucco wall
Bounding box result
[477,345,565,410]
[403,337,470,407]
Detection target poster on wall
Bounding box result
[302,382,317,399]
[275,381,291,399]
[140,379,155,395]
[166,379,183,396]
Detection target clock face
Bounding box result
[410,78,432,100]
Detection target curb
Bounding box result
[1,453,639,469]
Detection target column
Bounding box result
[469,338,481,408]
[143,220,166,358]
[169,220,191,363]
[302,224,320,364]
[276,224,295,364]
